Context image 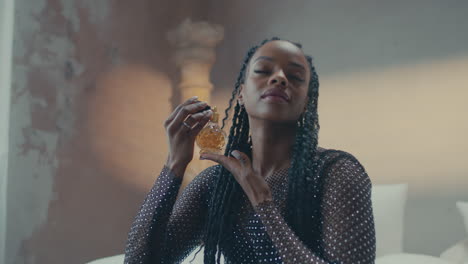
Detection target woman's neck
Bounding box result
[249,119,297,178]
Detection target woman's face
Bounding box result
[239,40,311,124]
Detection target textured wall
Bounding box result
[7,0,208,263]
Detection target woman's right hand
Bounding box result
[164,96,213,179]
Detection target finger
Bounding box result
[186,108,212,124]
[166,96,199,123]
[231,150,251,168]
[190,110,213,135]
[173,101,209,126]
[201,153,237,172]
[180,103,210,130]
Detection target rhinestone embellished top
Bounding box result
[124,148,376,263]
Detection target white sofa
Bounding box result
[439,201,468,264]
[376,253,457,264]
[86,255,124,264]
[86,184,464,264]
[370,184,460,264]
[440,239,468,263]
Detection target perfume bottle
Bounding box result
[196,106,226,155]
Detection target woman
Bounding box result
[124,37,376,264]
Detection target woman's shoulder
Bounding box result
[316,146,367,176]
[317,146,370,186]
[316,146,362,163]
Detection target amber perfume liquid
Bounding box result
[196,106,226,155]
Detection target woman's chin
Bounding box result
[255,113,298,124]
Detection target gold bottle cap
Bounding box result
[211,106,219,122]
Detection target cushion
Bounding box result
[457,201,468,235]
[376,253,455,264]
[439,201,468,263]
[371,184,408,257]
[85,254,124,264]
[440,239,468,263]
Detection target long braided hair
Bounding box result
[195,37,322,264]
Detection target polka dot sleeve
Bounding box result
[253,155,376,264]
[124,165,218,264]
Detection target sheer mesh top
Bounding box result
[124,148,376,264]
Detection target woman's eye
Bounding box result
[289,75,305,82]
[254,70,304,82]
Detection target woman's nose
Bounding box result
[269,70,288,87]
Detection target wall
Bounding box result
[207,0,468,256]
[6,0,208,263]
[1,0,15,263]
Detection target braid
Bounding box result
[202,46,258,263]
[196,37,321,263]
[284,54,321,249]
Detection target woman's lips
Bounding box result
[261,95,289,103]
[261,87,290,102]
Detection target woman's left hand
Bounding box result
[200,150,273,207]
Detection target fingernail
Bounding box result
[191,96,198,100]
[200,155,206,160]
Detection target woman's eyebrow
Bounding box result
[254,56,274,63]
[254,56,306,71]
[289,61,306,71]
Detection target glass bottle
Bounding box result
[196,106,226,155]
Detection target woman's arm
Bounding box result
[124,165,218,264]
[253,154,376,264]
